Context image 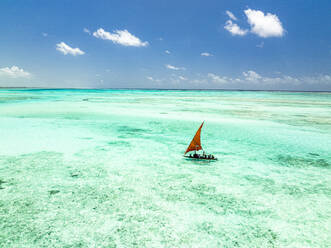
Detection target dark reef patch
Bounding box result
[70,171,80,178]
[116,125,150,138]
[0,179,6,189]
[195,221,278,247]
[273,155,330,168]
[117,125,148,133]
[149,121,162,125]
[107,140,131,146]
[49,190,60,195]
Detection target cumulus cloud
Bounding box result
[201,52,213,57]
[240,70,304,86]
[151,71,331,89]
[226,10,237,21]
[208,70,302,86]
[93,28,149,47]
[224,20,248,36]
[165,50,171,54]
[224,9,284,38]
[242,70,262,81]
[165,64,185,71]
[56,42,85,56]
[241,70,301,85]
[304,74,331,85]
[0,66,31,78]
[208,73,228,84]
[244,9,284,38]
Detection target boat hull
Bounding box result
[184,155,217,161]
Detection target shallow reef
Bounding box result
[0,89,330,247]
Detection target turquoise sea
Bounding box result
[0,89,330,247]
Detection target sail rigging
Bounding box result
[184,121,204,154]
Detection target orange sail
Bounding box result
[185,121,204,154]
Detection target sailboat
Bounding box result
[184,121,217,160]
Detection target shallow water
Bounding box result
[0,89,330,247]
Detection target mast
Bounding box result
[184,121,204,154]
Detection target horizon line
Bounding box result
[0,87,331,93]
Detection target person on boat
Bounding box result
[184,121,216,160]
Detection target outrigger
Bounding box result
[184,121,217,160]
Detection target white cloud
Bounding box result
[226,10,237,21]
[224,20,248,36]
[93,28,149,47]
[149,71,331,89]
[208,73,228,84]
[207,70,302,86]
[243,70,262,82]
[241,70,301,85]
[244,9,284,38]
[83,28,91,35]
[200,53,214,57]
[165,64,185,71]
[146,76,161,82]
[201,52,213,57]
[165,50,171,54]
[0,66,31,78]
[56,42,85,56]
[294,74,331,85]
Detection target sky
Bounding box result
[0,0,330,90]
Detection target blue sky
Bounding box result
[0,0,330,90]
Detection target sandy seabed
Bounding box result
[0,89,330,247]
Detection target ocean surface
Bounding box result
[0,89,330,247]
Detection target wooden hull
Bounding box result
[184,155,217,161]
